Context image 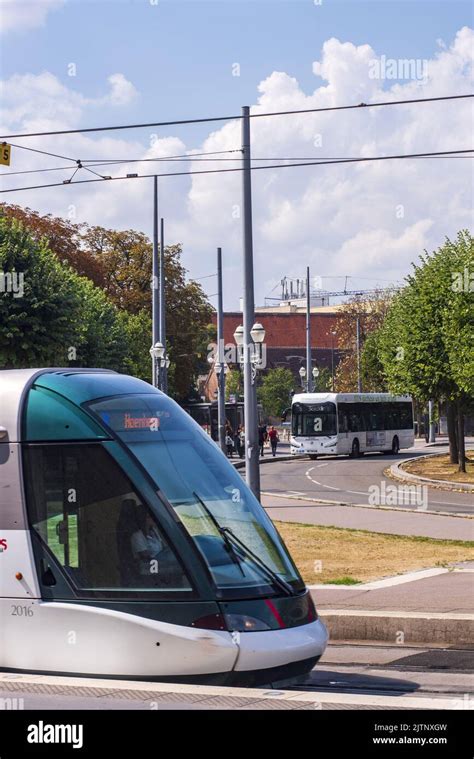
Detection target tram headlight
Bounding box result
[224,614,271,632]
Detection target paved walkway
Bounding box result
[311,569,474,614]
[262,494,474,540]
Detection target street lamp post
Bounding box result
[306,266,312,393]
[330,330,336,391]
[241,105,260,499]
[312,366,319,390]
[234,322,265,485]
[215,360,229,454]
[151,176,160,387]
[356,315,362,393]
[216,247,226,454]
[149,341,170,390]
[159,217,167,394]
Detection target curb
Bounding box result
[317,609,474,647]
[260,489,473,520]
[390,452,474,493]
[233,454,304,470]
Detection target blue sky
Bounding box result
[0,1,472,307]
[1,0,472,142]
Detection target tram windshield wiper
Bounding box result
[193,492,294,597]
[193,492,246,577]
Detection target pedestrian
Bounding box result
[258,424,267,457]
[225,431,234,457]
[235,425,244,457]
[239,425,245,457]
[268,426,279,457]
[225,421,234,458]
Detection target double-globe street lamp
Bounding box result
[233,322,266,383]
[299,365,320,392]
[149,341,170,391]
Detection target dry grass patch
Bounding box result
[402,451,474,484]
[276,521,474,585]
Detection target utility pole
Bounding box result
[160,217,167,393]
[306,266,312,393]
[428,399,436,443]
[241,105,260,499]
[331,333,335,391]
[216,247,226,454]
[356,315,362,393]
[152,176,159,387]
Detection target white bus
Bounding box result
[287,392,414,459]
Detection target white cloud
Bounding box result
[103,73,138,107]
[0,71,139,132]
[0,0,65,34]
[0,28,472,309]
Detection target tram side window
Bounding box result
[23,444,191,594]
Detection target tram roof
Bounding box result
[0,368,160,442]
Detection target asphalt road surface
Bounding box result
[260,441,474,515]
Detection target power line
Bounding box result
[4,151,472,180]
[7,141,76,163]
[1,148,471,194]
[0,148,243,178]
[1,93,471,140]
[81,149,242,163]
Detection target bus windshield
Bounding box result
[292,402,337,437]
[87,394,304,597]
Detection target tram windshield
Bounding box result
[88,394,303,596]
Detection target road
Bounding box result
[260,440,474,515]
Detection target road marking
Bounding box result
[303,466,473,508]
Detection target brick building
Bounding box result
[208,303,345,385]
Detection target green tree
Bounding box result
[258,368,294,418]
[0,216,130,372]
[333,291,394,392]
[225,369,242,401]
[81,227,213,400]
[0,216,81,367]
[360,330,388,392]
[377,230,473,471]
[73,277,130,371]
[0,206,214,399]
[312,366,332,392]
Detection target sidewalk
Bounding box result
[261,494,474,540]
[312,567,474,646]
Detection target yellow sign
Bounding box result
[0,143,11,166]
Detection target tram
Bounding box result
[0,369,327,686]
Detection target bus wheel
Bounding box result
[309,454,318,460]
[391,436,400,455]
[351,439,360,458]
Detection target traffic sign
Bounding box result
[0,143,11,166]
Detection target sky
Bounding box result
[0,0,473,309]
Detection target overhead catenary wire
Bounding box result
[0,148,243,177]
[1,93,472,140]
[1,148,472,194]
[4,151,473,180]
[6,141,77,163]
